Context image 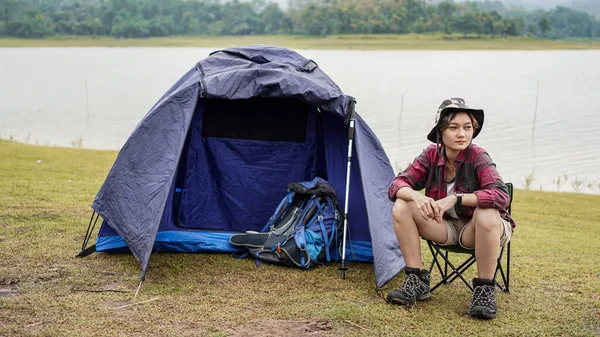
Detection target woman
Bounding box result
[386,98,515,320]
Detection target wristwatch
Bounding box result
[454,191,464,206]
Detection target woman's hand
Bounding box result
[412,194,441,223]
[435,196,457,222]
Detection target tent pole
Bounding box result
[76,210,99,258]
[339,99,356,279]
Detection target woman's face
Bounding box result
[441,112,474,152]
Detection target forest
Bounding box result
[1,0,599,39]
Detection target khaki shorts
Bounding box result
[439,217,512,249]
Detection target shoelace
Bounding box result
[471,285,495,308]
[398,273,422,298]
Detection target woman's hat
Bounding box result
[427,97,485,143]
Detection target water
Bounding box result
[1,47,599,194]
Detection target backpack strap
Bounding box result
[261,190,295,232]
[294,196,319,268]
[317,197,341,262]
[314,198,331,262]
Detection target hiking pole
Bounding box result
[339,98,356,280]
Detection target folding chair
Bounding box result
[426,182,513,293]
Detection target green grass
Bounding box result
[1,34,600,50]
[1,139,599,336]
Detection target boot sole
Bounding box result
[468,307,497,319]
[388,292,431,305]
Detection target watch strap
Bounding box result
[454,191,463,206]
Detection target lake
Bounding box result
[1,47,599,194]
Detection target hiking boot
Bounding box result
[468,278,497,319]
[387,268,431,305]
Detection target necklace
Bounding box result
[445,162,456,183]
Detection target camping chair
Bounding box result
[426,182,513,293]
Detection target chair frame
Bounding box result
[426,182,513,293]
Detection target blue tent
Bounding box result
[83,45,404,289]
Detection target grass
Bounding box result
[1,34,600,50]
[1,139,599,336]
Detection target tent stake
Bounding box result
[115,297,158,309]
[134,279,144,298]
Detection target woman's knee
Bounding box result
[472,208,501,232]
[392,199,412,223]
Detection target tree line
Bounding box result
[1,0,599,39]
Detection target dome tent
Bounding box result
[79,45,405,290]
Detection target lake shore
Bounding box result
[2,34,600,50]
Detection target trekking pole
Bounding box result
[339,98,356,279]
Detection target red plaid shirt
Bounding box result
[388,144,516,228]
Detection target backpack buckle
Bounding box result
[335,211,340,220]
[318,214,323,222]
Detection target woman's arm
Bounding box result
[387,146,433,201]
[396,186,443,223]
[460,193,479,207]
[472,152,510,209]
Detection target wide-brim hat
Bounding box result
[427,97,484,143]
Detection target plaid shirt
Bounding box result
[388,144,516,228]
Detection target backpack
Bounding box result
[229,177,342,268]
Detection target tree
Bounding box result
[220,1,261,35]
[110,10,149,37]
[148,16,175,36]
[479,10,501,36]
[0,0,19,34]
[297,4,330,35]
[437,1,456,34]
[0,0,596,40]
[499,17,523,37]
[538,16,551,38]
[7,14,53,38]
[260,3,292,34]
[455,11,480,37]
[545,6,598,39]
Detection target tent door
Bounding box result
[173,97,321,233]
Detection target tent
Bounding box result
[79,45,405,290]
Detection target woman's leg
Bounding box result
[459,208,504,279]
[388,199,450,305]
[392,199,449,268]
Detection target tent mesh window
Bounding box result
[202,97,308,143]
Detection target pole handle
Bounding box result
[344,98,356,127]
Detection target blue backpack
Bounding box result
[230,177,342,268]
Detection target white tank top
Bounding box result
[446,181,459,219]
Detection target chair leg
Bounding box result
[427,241,511,293]
[506,241,510,292]
[428,243,474,292]
[446,257,476,287]
[444,251,449,283]
[428,241,445,278]
[492,242,510,293]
